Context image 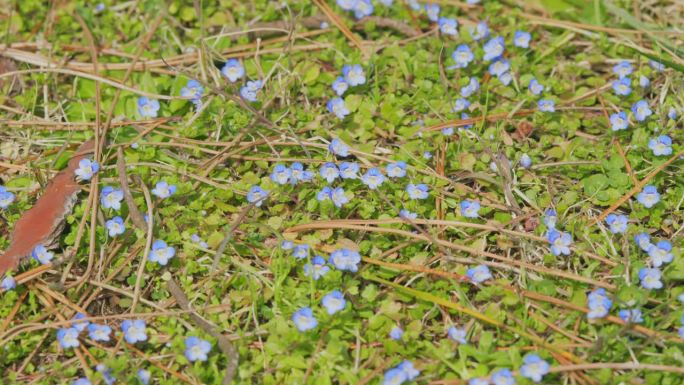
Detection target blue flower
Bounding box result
[137,369,151,385]
[605,213,628,234]
[668,107,678,120]
[57,327,80,348]
[398,360,420,381]
[191,234,209,249]
[649,60,665,71]
[321,290,346,315]
[467,265,492,283]
[292,307,318,332]
[587,288,612,319]
[149,239,176,265]
[337,0,357,11]
[491,368,515,385]
[544,208,558,229]
[72,378,91,385]
[329,248,361,272]
[382,368,408,385]
[137,97,160,118]
[460,200,480,218]
[453,98,470,112]
[489,59,510,77]
[406,184,428,200]
[317,186,333,202]
[520,354,550,383]
[632,100,652,121]
[121,319,147,343]
[520,153,532,169]
[385,162,407,178]
[447,326,467,343]
[303,256,330,280]
[329,138,350,157]
[438,18,458,36]
[610,111,629,131]
[281,240,294,250]
[361,168,385,189]
[442,126,454,135]
[270,164,292,185]
[71,312,90,332]
[636,185,660,208]
[221,59,244,82]
[647,240,673,267]
[483,36,505,61]
[292,244,309,260]
[96,364,115,385]
[389,326,403,340]
[320,162,340,183]
[290,162,314,183]
[399,209,417,219]
[0,186,15,209]
[32,245,54,265]
[460,77,480,97]
[342,64,366,86]
[406,0,420,10]
[105,216,125,237]
[538,99,555,112]
[648,135,672,156]
[528,78,544,95]
[425,4,440,21]
[612,61,633,78]
[423,151,432,160]
[547,230,572,256]
[331,187,349,208]
[634,233,652,251]
[74,159,99,181]
[327,97,350,119]
[469,21,489,41]
[101,186,124,210]
[180,80,204,104]
[151,181,177,199]
[332,76,349,96]
[612,77,631,96]
[352,0,374,19]
[185,336,212,362]
[639,267,663,290]
[340,162,360,179]
[618,308,643,324]
[468,378,488,385]
[451,45,474,69]
[88,323,112,342]
[513,30,531,48]
[247,186,269,207]
[1,276,16,291]
[639,75,650,88]
[240,80,263,102]
[499,72,512,86]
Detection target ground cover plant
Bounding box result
[0,0,684,384]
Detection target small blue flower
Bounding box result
[538,99,555,112]
[352,0,374,19]
[149,239,176,265]
[221,59,244,82]
[639,267,663,290]
[32,245,54,265]
[462,113,473,130]
[632,100,652,121]
[321,290,346,315]
[329,138,350,157]
[520,153,532,169]
[488,59,510,78]
[303,256,330,280]
[648,135,672,156]
[121,319,147,344]
[453,98,470,112]
[382,368,408,385]
[438,18,458,36]
[281,240,294,250]
[460,77,480,97]
[74,159,99,181]
[639,75,650,88]
[612,77,632,96]
[327,97,350,119]
[406,0,420,10]
[1,275,16,291]
[137,97,160,118]
[247,186,269,207]
[423,151,432,160]
[528,78,544,95]
[451,45,474,69]
[340,162,360,179]
[57,327,80,348]
[447,326,467,344]
[105,216,125,237]
[483,36,505,62]
[647,240,673,267]
[469,21,489,41]
[72,378,91,385]
[137,369,151,385]
[587,288,612,319]
[180,80,204,105]
[342,64,366,86]
[329,248,361,272]
[605,214,628,234]
[185,336,212,362]
[460,200,480,218]
[636,185,660,208]
[649,60,665,71]
[240,80,263,102]
[88,323,112,342]
[499,72,513,86]
[331,187,349,208]
[612,61,633,78]
[332,76,349,96]
[386,162,407,178]
[467,265,492,283]
[292,244,309,260]
[547,229,572,256]
[468,378,489,385]
[668,107,678,120]
[151,181,177,199]
[520,354,550,383]
[406,183,429,200]
[270,164,292,185]
[634,233,652,251]
[442,126,455,135]
[95,364,115,385]
[513,30,531,48]
[0,186,15,209]
[544,208,558,229]
[398,360,420,381]
[491,368,515,385]
[610,111,629,131]
[361,168,385,189]
[389,326,403,340]
[290,162,314,183]
[320,162,340,183]
[337,0,357,11]
[399,209,417,219]
[292,307,318,332]
[191,234,208,249]
[618,308,643,324]
[71,313,90,332]
[317,186,333,202]
[425,4,440,22]
[101,186,124,210]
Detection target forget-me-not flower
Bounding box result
[342,64,366,86]
[292,307,318,332]
[340,162,360,179]
[303,256,330,280]
[514,30,531,48]
[101,186,124,210]
[491,368,515,385]
[292,244,309,260]
[32,245,54,265]
[57,327,80,348]
[636,185,660,208]
[451,45,474,68]
[151,181,177,199]
[618,308,643,324]
[361,168,385,189]
[605,213,628,234]
[538,99,555,112]
[647,240,673,267]
[88,323,112,342]
[0,186,15,209]
[639,267,663,290]
[331,187,349,208]
[425,4,440,22]
[221,59,244,82]
[447,326,467,344]
[74,159,99,181]
[321,290,346,315]
[137,97,160,118]
[612,77,631,96]
[470,21,489,41]
[240,80,263,102]
[438,18,458,36]
[453,98,470,112]
[122,319,147,343]
[352,0,374,19]
[634,233,652,251]
[547,229,572,256]
[327,97,350,119]
[406,184,429,200]
[329,138,350,157]
[1,276,16,291]
[632,100,652,121]
[270,164,292,185]
[520,354,550,383]
[185,336,212,362]
[329,248,361,272]
[320,162,340,183]
[247,186,269,207]
[467,265,492,283]
[648,135,672,156]
[389,326,403,340]
[105,216,125,237]
[483,36,505,61]
[610,111,629,131]
[332,76,349,96]
[149,239,176,265]
[290,162,314,183]
[587,288,612,319]
[460,200,480,218]
[528,78,544,95]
